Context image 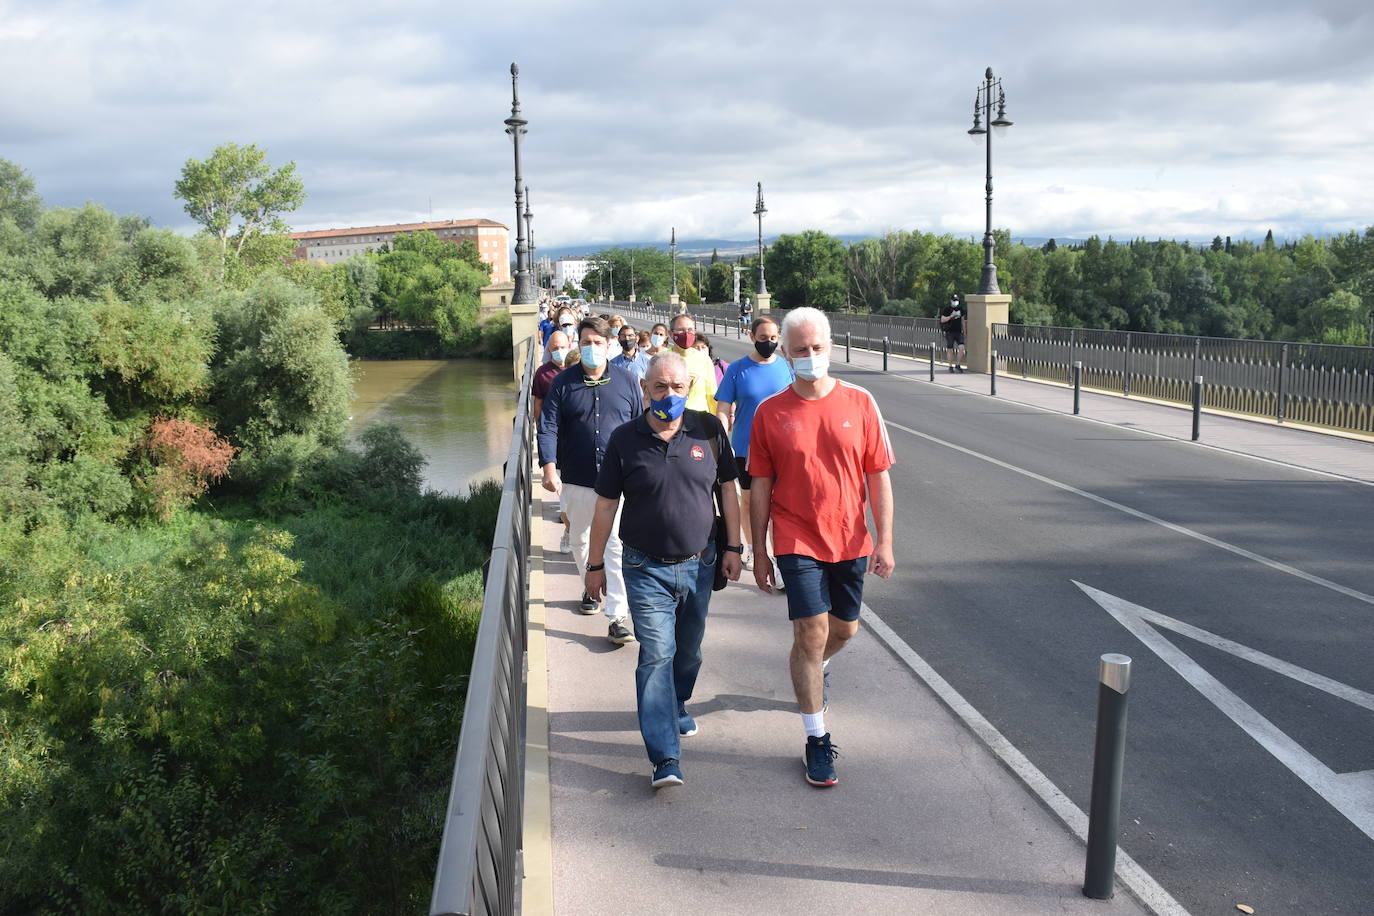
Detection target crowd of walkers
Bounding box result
[534,299,895,790]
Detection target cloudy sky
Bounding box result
[4,0,1373,248]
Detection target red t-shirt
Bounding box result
[532,361,562,401]
[748,380,894,563]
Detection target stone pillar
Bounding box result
[754,292,773,313]
[629,293,637,303]
[510,298,539,383]
[964,293,1011,374]
[669,292,681,306]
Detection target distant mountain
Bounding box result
[535,235,873,262]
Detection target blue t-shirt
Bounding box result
[715,355,794,458]
[609,349,652,384]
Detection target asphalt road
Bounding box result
[701,331,1374,916]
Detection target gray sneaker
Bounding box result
[608,617,635,645]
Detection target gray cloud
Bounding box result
[3,0,1373,248]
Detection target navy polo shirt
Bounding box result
[536,364,643,488]
[595,410,738,559]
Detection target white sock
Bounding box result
[802,711,826,738]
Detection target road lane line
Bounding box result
[861,604,1192,916]
[885,419,1374,608]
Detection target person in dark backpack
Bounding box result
[940,294,966,373]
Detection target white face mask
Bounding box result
[650,333,665,348]
[791,353,830,381]
[550,347,571,365]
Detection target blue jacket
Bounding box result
[536,364,643,488]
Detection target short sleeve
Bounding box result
[594,430,626,500]
[748,403,775,478]
[711,416,738,484]
[861,392,895,474]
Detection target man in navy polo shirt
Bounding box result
[585,352,743,789]
[538,316,643,645]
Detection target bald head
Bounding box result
[643,351,690,405]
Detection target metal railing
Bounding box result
[992,324,1374,434]
[430,337,537,916]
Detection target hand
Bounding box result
[542,467,562,494]
[870,544,895,579]
[753,553,775,593]
[722,552,741,582]
[585,568,607,601]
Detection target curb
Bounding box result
[520,468,555,916]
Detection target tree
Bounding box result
[174,143,305,280]
[374,232,490,343]
[0,158,42,233]
[766,230,846,309]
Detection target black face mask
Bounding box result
[754,339,778,358]
[620,338,635,351]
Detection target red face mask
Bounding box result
[672,330,696,350]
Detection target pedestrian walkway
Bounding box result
[524,488,1154,915]
[830,342,1374,485]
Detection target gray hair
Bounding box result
[780,307,831,351]
[645,350,688,381]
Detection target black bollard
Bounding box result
[846,331,852,363]
[990,350,997,396]
[1083,653,1132,900]
[883,336,889,371]
[1192,375,1203,441]
[1073,361,1083,415]
[929,343,936,381]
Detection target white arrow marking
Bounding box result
[1075,581,1374,843]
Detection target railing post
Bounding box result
[1073,361,1083,415]
[929,342,937,381]
[990,350,998,396]
[1084,654,1132,900]
[1123,332,1132,397]
[846,331,852,363]
[883,336,889,371]
[1192,375,1203,441]
[1277,343,1289,423]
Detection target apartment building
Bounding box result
[289,218,511,282]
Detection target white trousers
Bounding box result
[562,483,628,620]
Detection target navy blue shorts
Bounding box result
[776,554,868,622]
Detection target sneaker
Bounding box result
[559,529,571,554]
[948,365,955,373]
[679,712,699,737]
[804,733,840,787]
[956,365,965,374]
[651,758,684,789]
[608,617,635,645]
[579,592,600,615]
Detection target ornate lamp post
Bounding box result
[967,66,1013,295]
[753,182,770,310]
[629,251,636,302]
[524,186,535,293]
[504,63,534,305]
[607,258,614,303]
[669,227,680,305]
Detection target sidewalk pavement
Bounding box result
[823,341,1374,486]
[526,489,1156,915]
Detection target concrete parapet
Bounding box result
[965,293,1010,374]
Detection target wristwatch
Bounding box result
[723,544,743,554]
[587,562,605,572]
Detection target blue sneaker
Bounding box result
[679,712,698,737]
[651,758,684,789]
[804,734,839,787]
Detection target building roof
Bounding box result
[289,218,508,241]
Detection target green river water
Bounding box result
[348,359,517,494]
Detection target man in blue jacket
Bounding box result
[538,315,643,645]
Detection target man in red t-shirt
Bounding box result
[748,307,894,788]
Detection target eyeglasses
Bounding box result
[583,376,611,387]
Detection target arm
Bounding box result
[536,377,562,493]
[583,496,619,600]
[719,479,741,582]
[714,401,733,434]
[750,475,776,593]
[866,469,895,578]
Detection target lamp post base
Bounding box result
[628,293,636,303]
[754,292,772,313]
[963,293,1010,374]
[669,293,680,306]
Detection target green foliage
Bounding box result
[766,230,846,309]
[174,142,305,281]
[374,231,491,345]
[583,246,674,301]
[0,157,43,233]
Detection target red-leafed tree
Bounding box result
[143,417,237,518]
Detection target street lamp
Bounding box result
[753,182,768,297]
[524,186,535,292]
[967,66,1013,295]
[670,227,679,301]
[630,251,636,301]
[504,63,534,304]
[607,258,614,303]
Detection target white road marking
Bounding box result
[884,419,1374,608]
[861,603,1192,916]
[1076,582,1374,842]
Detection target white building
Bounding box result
[289,218,511,282]
[552,256,591,291]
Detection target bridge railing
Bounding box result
[992,324,1374,434]
[612,301,1374,435]
[429,336,537,916]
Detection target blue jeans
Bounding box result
[622,541,718,765]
